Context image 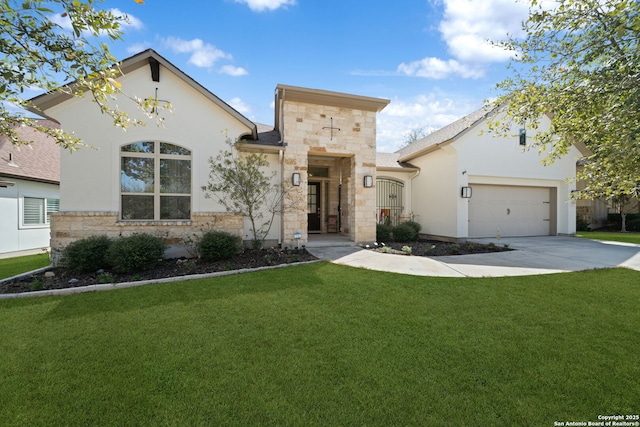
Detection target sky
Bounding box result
[50,0,532,153]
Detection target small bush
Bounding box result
[376,223,392,242]
[107,234,165,273]
[626,218,640,232]
[61,235,112,272]
[197,231,242,262]
[392,222,419,241]
[402,220,422,234]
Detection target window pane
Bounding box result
[121,157,154,193]
[160,143,191,156]
[160,159,191,194]
[46,199,60,224]
[121,195,154,220]
[160,196,190,220]
[121,142,155,153]
[24,197,45,225]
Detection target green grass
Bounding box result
[1,263,639,426]
[577,231,640,244]
[0,253,50,280]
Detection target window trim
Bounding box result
[119,141,192,221]
[20,195,60,229]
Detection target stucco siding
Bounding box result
[47,64,252,214]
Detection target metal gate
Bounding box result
[376,178,404,226]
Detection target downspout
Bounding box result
[278,148,284,246]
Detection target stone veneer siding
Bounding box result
[281,101,378,244]
[49,211,243,266]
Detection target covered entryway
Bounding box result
[468,185,554,238]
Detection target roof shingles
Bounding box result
[0,120,60,184]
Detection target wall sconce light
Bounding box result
[461,186,472,198]
[363,175,373,188]
[292,172,300,186]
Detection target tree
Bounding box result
[1,0,159,151]
[402,127,429,147]
[488,0,640,201]
[202,136,285,249]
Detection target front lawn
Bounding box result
[577,231,640,245]
[1,264,638,426]
[0,253,50,280]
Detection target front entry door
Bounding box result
[308,182,321,232]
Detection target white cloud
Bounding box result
[127,42,150,54]
[397,57,484,79]
[397,0,528,80]
[50,8,143,33]
[219,65,248,76]
[234,0,296,12]
[439,0,528,63]
[229,97,252,116]
[376,93,479,153]
[162,37,232,68]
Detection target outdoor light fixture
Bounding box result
[461,186,472,198]
[292,172,300,186]
[363,175,373,188]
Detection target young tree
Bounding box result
[1,0,158,150]
[488,0,640,200]
[202,137,285,249]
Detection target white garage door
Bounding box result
[469,185,551,238]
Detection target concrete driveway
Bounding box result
[307,236,640,277]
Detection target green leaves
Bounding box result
[0,0,158,150]
[489,0,640,199]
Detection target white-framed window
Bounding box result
[120,141,192,220]
[22,197,60,226]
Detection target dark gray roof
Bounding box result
[396,104,495,162]
[252,123,282,146]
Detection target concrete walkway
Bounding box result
[306,236,640,277]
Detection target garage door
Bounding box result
[469,185,551,238]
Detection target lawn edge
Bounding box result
[0,260,324,300]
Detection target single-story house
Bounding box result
[0,120,60,258]
[28,49,585,263]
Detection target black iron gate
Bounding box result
[376,178,404,226]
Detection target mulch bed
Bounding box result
[2,239,512,295]
[1,248,315,295]
[371,239,512,257]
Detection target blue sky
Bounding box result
[54,0,532,152]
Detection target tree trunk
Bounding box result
[621,212,627,232]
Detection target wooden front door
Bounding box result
[307,182,321,232]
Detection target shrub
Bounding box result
[402,220,422,234]
[107,234,165,273]
[392,222,419,242]
[376,223,392,242]
[197,231,242,262]
[61,235,112,272]
[626,218,640,232]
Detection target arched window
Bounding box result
[376,178,404,226]
[120,142,191,220]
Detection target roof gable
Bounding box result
[28,49,257,139]
[396,105,494,162]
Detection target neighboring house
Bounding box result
[0,120,60,257]
[28,49,584,263]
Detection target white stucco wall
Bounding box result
[0,178,59,256]
[46,63,253,215]
[456,114,581,236]
[409,145,460,238]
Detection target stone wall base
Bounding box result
[50,211,243,266]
